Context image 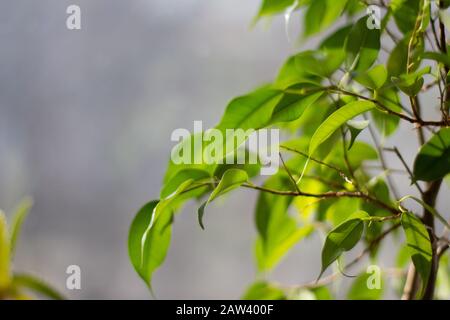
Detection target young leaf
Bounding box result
[0,211,11,291]
[198,169,248,229]
[344,16,380,72]
[160,169,210,199]
[9,198,33,258]
[257,0,297,18]
[309,101,376,156]
[401,212,432,290]
[320,211,369,278]
[413,128,450,182]
[13,273,64,300]
[128,200,173,289]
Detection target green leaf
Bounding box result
[320,211,369,278]
[344,16,380,72]
[255,175,313,271]
[0,211,11,291]
[128,200,173,288]
[398,196,450,229]
[295,50,344,79]
[9,198,32,258]
[413,128,450,182]
[391,66,430,97]
[217,87,283,131]
[198,169,248,229]
[304,0,348,36]
[242,281,286,300]
[371,88,402,137]
[13,273,64,300]
[347,119,370,150]
[309,101,376,156]
[390,0,421,34]
[354,65,388,90]
[270,84,324,124]
[257,0,296,17]
[160,169,210,199]
[401,212,432,290]
[347,272,384,300]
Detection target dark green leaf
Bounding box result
[320,211,369,278]
[413,128,450,181]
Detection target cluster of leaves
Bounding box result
[0,199,63,300]
[129,0,450,299]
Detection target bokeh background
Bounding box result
[0,0,448,299]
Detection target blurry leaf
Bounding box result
[128,200,173,288]
[255,175,313,271]
[347,119,370,150]
[320,211,369,278]
[294,50,344,79]
[354,65,388,90]
[217,87,283,131]
[242,281,286,300]
[392,67,430,97]
[371,89,402,137]
[0,211,11,291]
[309,101,376,156]
[311,286,333,300]
[422,51,450,68]
[390,0,421,34]
[401,212,432,291]
[413,128,450,181]
[13,273,64,300]
[344,17,380,72]
[347,272,384,300]
[388,34,424,77]
[9,198,33,258]
[258,0,297,17]
[270,83,324,124]
[304,0,348,36]
[198,169,248,229]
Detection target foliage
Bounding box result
[0,199,63,300]
[129,0,450,300]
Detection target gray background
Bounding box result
[0,1,447,299]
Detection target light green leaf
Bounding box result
[347,272,384,300]
[354,65,388,90]
[257,0,297,17]
[309,101,376,156]
[198,169,248,229]
[217,87,283,131]
[371,88,402,137]
[390,0,421,34]
[242,281,286,300]
[391,66,430,97]
[160,169,210,199]
[413,128,450,182]
[13,273,64,300]
[270,84,324,124]
[401,212,432,290]
[0,211,11,291]
[9,198,33,258]
[128,200,173,288]
[304,0,348,36]
[398,196,450,229]
[320,211,369,278]
[344,16,380,72]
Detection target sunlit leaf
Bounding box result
[13,273,64,300]
[9,198,33,258]
[309,101,376,156]
[242,281,286,300]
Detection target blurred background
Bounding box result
[0,0,448,299]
